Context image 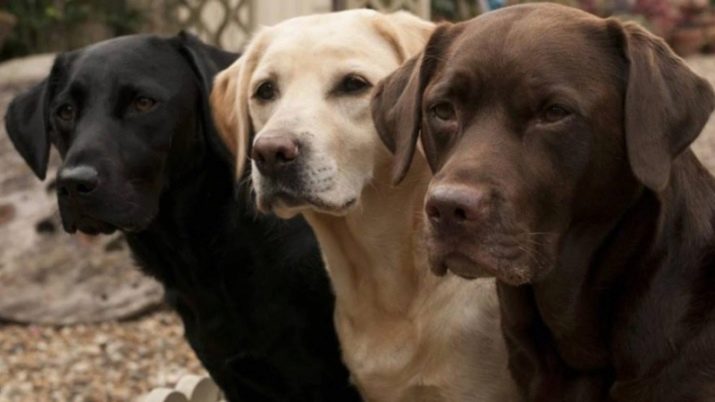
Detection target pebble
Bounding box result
[0,309,205,401]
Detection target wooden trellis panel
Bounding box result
[170,0,253,51]
[143,0,428,52]
[334,0,431,18]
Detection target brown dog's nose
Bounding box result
[251,133,300,177]
[57,165,99,199]
[425,185,487,230]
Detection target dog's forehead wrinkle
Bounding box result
[266,31,368,59]
[270,9,378,39]
[438,43,615,113]
[256,55,391,94]
[78,41,172,70]
[446,8,607,83]
[257,21,399,75]
[67,53,188,101]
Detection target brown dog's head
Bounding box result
[372,3,715,284]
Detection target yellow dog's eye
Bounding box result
[255,81,277,101]
[133,96,157,113]
[338,75,370,94]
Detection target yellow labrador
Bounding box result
[211,9,519,402]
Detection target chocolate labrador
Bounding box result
[373,3,715,401]
[5,33,358,401]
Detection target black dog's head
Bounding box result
[5,33,236,234]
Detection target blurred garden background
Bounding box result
[3,0,715,59]
[2,0,715,401]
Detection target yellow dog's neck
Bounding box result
[303,156,518,402]
[305,155,433,320]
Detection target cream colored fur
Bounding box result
[211,9,519,402]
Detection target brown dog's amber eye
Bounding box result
[255,81,276,101]
[133,96,157,113]
[338,75,370,94]
[57,104,75,122]
[432,103,456,121]
[541,105,571,123]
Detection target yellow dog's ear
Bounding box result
[372,10,435,64]
[211,64,239,160]
[210,29,271,178]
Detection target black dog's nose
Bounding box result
[251,133,300,177]
[57,165,99,198]
[425,184,488,231]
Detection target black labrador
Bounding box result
[373,4,715,401]
[5,32,358,402]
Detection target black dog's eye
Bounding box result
[255,81,277,101]
[133,96,157,113]
[540,104,571,124]
[431,102,456,121]
[57,104,76,122]
[338,75,370,94]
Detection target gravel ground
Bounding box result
[2,54,715,402]
[0,309,205,402]
[0,54,203,402]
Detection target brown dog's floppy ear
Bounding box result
[372,54,424,184]
[211,30,269,178]
[370,12,434,185]
[618,20,715,192]
[372,23,453,184]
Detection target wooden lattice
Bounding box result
[170,0,253,51]
[334,0,431,18]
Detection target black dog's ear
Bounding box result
[173,31,239,162]
[615,20,715,192]
[372,23,455,185]
[5,79,51,179]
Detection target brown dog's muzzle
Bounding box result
[424,182,501,279]
[425,183,490,235]
[424,176,549,285]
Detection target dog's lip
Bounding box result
[60,212,148,235]
[260,190,357,215]
[64,219,118,235]
[430,251,497,280]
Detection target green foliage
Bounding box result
[432,0,479,21]
[432,0,458,19]
[0,0,143,61]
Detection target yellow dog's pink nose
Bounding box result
[251,132,300,177]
